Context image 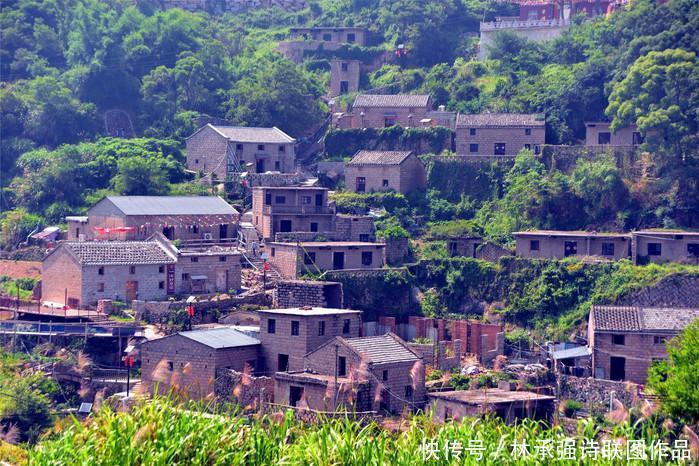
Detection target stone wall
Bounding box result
[133,291,271,323]
[274,280,343,308]
[214,368,274,408]
[383,237,410,265]
[455,125,545,156]
[559,375,641,416]
[162,0,307,14]
[616,273,699,308]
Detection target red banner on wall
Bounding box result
[167,264,176,294]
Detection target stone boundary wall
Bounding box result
[559,375,641,415]
[273,280,343,308]
[261,402,381,424]
[383,237,410,266]
[214,368,274,408]
[133,292,271,322]
[615,273,699,308]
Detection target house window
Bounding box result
[167,361,174,371]
[688,244,699,257]
[382,370,388,381]
[159,265,165,273]
[524,144,531,151]
[129,266,136,274]
[494,143,506,155]
[648,243,662,256]
[194,159,199,164]
[382,179,389,187]
[158,281,164,289]
[338,356,347,376]
[98,267,104,275]
[275,161,280,171]
[191,257,198,262]
[279,145,285,153]
[384,116,397,127]
[219,256,227,262]
[632,132,643,145]
[469,143,478,153]
[257,144,265,151]
[534,144,541,155]
[653,336,667,345]
[356,177,366,193]
[341,62,348,71]
[525,128,532,136]
[275,196,286,204]
[268,318,276,334]
[612,334,625,345]
[304,252,316,265]
[301,196,312,204]
[347,33,355,43]
[97,283,104,292]
[265,193,272,205]
[323,33,332,41]
[564,241,578,257]
[342,319,351,334]
[469,128,476,136]
[601,243,615,256]
[598,132,611,145]
[291,320,300,336]
[340,81,349,94]
[310,222,318,232]
[318,321,325,336]
[359,234,369,242]
[181,273,189,280]
[361,251,373,266]
[236,143,243,151]
[405,386,414,397]
[530,240,540,251]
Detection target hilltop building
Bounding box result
[455,113,545,156]
[345,150,427,194]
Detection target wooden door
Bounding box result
[125,281,138,302]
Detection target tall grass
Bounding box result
[24,396,693,465]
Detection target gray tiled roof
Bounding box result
[344,333,419,364]
[348,150,413,165]
[353,94,430,108]
[179,327,261,349]
[591,306,699,332]
[63,241,176,265]
[211,125,295,143]
[102,196,237,216]
[456,113,545,128]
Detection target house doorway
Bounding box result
[256,159,265,173]
[278,354,289,371]
[610,356,625,381]
[356,177,366,193]
[379,389,390,412]
[125,281,138,302]
[494,143,506,155]
[315,193,323,206]
[564,241,578,257]
[333,252,345,270]
[162,226,174,239]
[219,224,228,239]
[280,220,292,232]
[289,386,304,407]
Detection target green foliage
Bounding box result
[328,269,415,320]
[425,369,442,381]
[375,224,409,239]
[0,209,42,250]
[425,220,478,240]
[324,126,451,158]
[648,320,699,423]
[330,191,408,215]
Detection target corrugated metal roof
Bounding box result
[348,150,413,165]
[211,125,295,143]
[456,113,545,128]
[552,346,591,360]
[63,240,176,265]
[258,307,361,316]
[592,306,699,332]
[179,327,261,349]
[353,94,430,108]
[344,334,419,364]
[103,196,238,216]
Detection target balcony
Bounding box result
[262,205,334,215]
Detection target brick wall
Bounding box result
[215,368,274,408]
[41,248,82,306]
[330,59,360,97]
[186,125,230,180]
[455,126,545,156]
[333,215,376,242]
[592,332,669,384]
[350,106,430,129]
[175,253,242,294]
[268,243,386,279]
[383,237,410,265]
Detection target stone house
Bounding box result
[266,241,386,279]
[277,333,425,414]
[585,122,643,146]
[141,327,261,400]
[455,113,545,156]
[588,305,699,383]
[428,388,555,424]
[514,231,632,260]
[257,307,362,374]
[632,230,699,265]
[251,186,335,240]
[42,234,241,308]
[289,27,367,45]
[330,59,360,97]
[338,94,431,129]
[345,150,427,194]
[66,196,239,245]
[186,124,295,181]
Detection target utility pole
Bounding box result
[123,355,134,397]
[334,344,339,410]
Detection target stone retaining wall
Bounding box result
[274,280,343,308]
[559,375,641,415]
[214,368,274,409]
[616,273,699,308]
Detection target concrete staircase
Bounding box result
[242,253,283,283]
